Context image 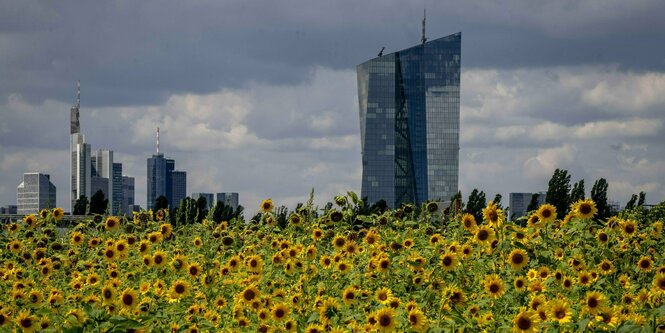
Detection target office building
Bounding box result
[122,176,135,214]
[90,176,110,203]
[112,163,123,214]
[509,192,547,221]
[70,82,91,211]
[357,31,461,207]
[17,173,57,215]
[171,171,187,208]
[192,193,215,209]
[147,128,186,209]
[1,205,17,214]
[216,192,239,210]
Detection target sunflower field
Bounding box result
[1,194,664,332]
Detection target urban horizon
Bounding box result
[2,1,665,214]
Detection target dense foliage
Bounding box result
[1,194,664,332]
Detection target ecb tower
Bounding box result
[357,32,461,207]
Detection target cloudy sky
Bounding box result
[1,0,664,213]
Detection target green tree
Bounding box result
[154,195,168,211]
[73,195,89,215]
[466,189,486,223]
[590,178,610,220]
[89,190,108,215]
[211,201,244,224]
[175,197,198,226]
[637,191,646,207]
[526,193,541,213]
[570,180,585,203]
[546,168,571,219]
[625,194,638,211]
[492,194,503,210]
[195,196,208,223]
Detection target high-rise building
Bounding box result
[147,153,175,209]
[357,31,461,207]
[122,176,135,214]
[171,171,187,208]
[17,173,57,215]
[192,193,215,209]
[70,82,91,212]
[90,176,109,201]
[216,192,239,210]
[112,163,123,214]
[147,128,186,209]
[509,192,546,221]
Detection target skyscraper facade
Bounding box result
[147,153,174,209]
[122,176,135,214]
[357,32,461,207]
[170,171,187,208]
[112,163,123,214]
[17,173,57,215]
[216,192,239,210]
[70,82,91,212]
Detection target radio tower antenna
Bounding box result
[77,80,81,109]
[157,127,160,154]
[421,8,427,44]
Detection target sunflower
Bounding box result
[332,235,346,250]
[461,213,477,232]
[513,307,540,333]
[572,199,597,219]
[24,214,37,228]
[619,219,638,237]
[598,259,614,275]
[484,274,506,298]
[171,254,188,271]
[40,209,49,219]
[152,251,167,267]
[188,262,201,278]
[583,291,606,315]
[66,308,87,325]
[119,288,138,310]
[105,216,120,231]
[101,284,116,304]
[474,225,496,245]
[7,239,22,253]
[336,261,352,274]
[115,239,129,258]
[508,249,529,270]
[246,255,263,273]
[240,285,260,303]
[169,280,190,299]
[147,231,163,243]
[536,204,557,224]
[86,273,100,286]
[305,323,324,333]
[52,208,64,221]
[69,231,85,246]
[312,228,323,241]
[404,307,428,332]
[214,296,227,308]
[652,273,665,294]
[527,214,541,228]
[260,199,274,213]
[637,256,653,272]
[159,223,173,237]
[193,237,202,247]
[548,298,572,324]
[103,247,116,262]
[482,202,504,226]
[514,276,527,291]
[289,213,302,226]
[375,287,393,304]
[342,286,358,305]
[15,310,38,333]
[440,252,459,271]
[374,307,397,332]
[364,230,380,246]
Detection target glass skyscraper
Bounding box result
[357,32,461,207]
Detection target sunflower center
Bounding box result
[512,253,524,264]
[190,267,198,275]
[478,230,488,240]
[489,284,499,293]
[580,204,591,214]
[588,298,598,308]
[409,314,418,324]
[489,211,498,222]
[122,294,134,306]
[640,260,650,268]
[244,289,256,301]
[379,315,391,327]
[175,284,185,294]
[625,225,635,233]
[542,210,552,218]
[20,317,33,328]
[517,317,531,329]
[154,256,163,264]
[275,309,285,318]
[442,256,452,266]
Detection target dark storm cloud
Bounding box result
[2,0,665,108]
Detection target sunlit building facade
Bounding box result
[357,32,461,207]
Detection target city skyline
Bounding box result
[2,1,665,211]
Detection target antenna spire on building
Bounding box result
[157,127,160,154]
[421,9,427,44]
[77,80,81,109]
